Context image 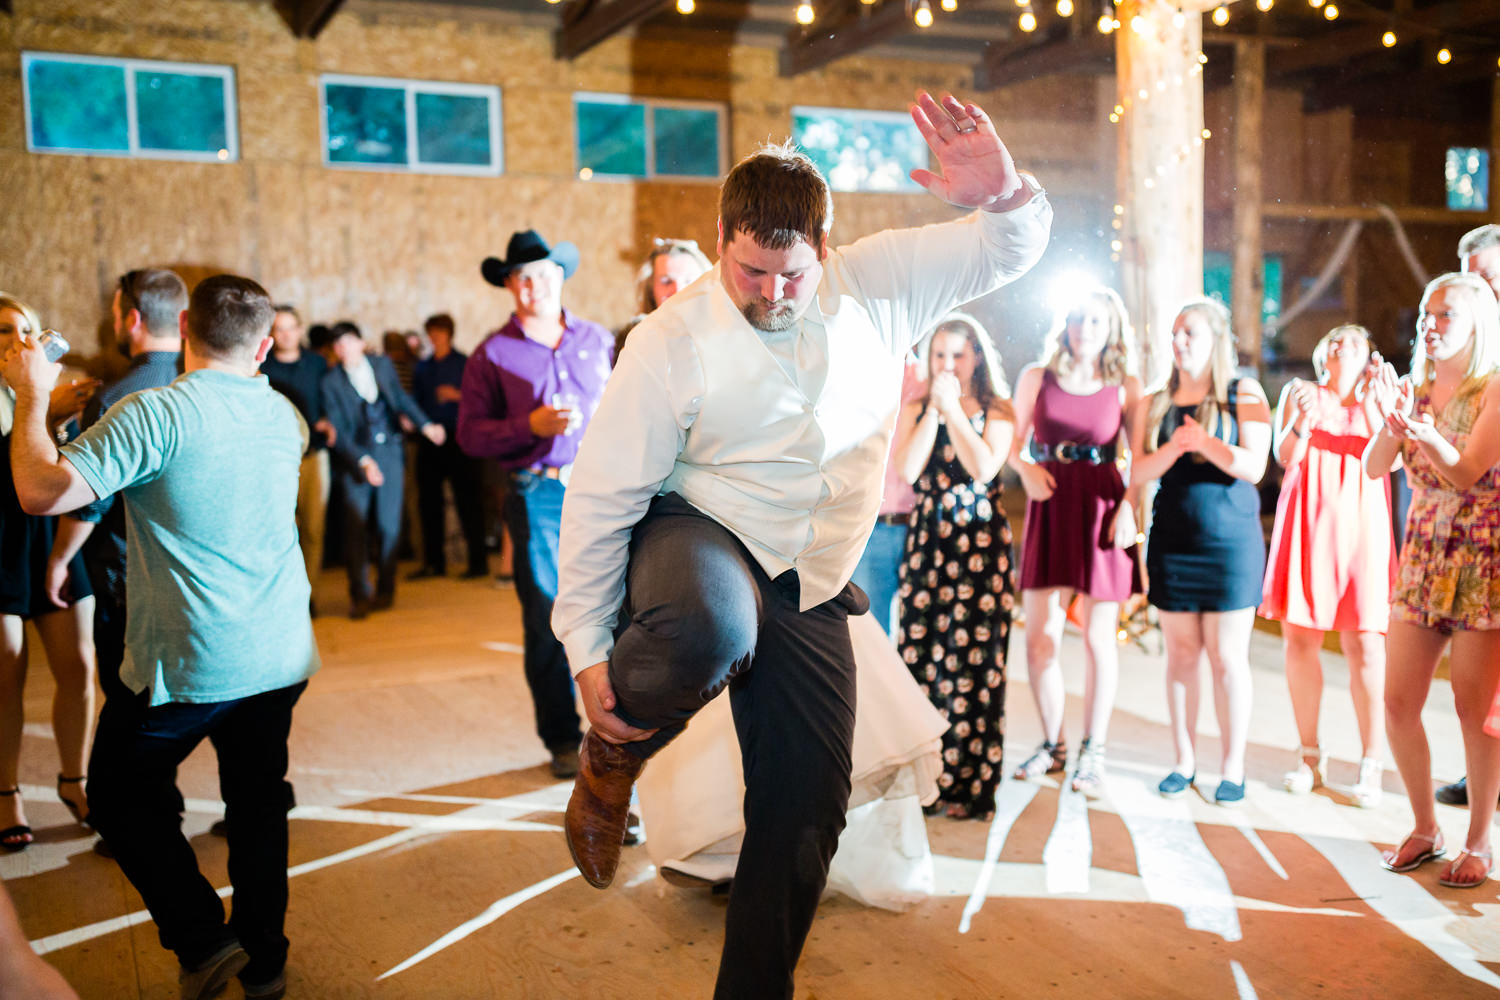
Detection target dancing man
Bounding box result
[552,91,1052,999]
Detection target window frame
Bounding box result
[572,92,727,183]
[21,50,239,162]
[790,104,929,194]
[318,73,504,177]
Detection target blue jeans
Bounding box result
[502,471,580,753]
[87,681,306,984]
[849,519,908,639]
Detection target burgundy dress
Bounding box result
[1018,370,1135,601]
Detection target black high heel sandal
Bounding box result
[57,774,90,828]
[0,789,32,851]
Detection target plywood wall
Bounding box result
[0,0,1109,365]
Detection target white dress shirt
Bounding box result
[553,187,1053,676]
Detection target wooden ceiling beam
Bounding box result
[272,0,346,38]
[1270,0,1500,77]
[555,0,673,58]
[1300,53,1495,114]
[974,31,1113,90]
[780,1,917,77]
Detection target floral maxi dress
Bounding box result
[897,410,1015,817]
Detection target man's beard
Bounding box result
[741,298,799,333]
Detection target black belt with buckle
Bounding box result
[1032,440,1116,465]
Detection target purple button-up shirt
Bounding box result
[457,310,615,470]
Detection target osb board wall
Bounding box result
[1201,83,1479,372]
[0,0,1108,364]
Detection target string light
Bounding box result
[1307,0,1323,7]
[1255,0,1272,9]
[1056,0,1074,15]
[1113,203,1123,215]
[941,0,958,10]
[676,0,694,12]
[1323,3,1337,19]
[1381,29,1397,46]
[1201,127,1212,139]
[796,1,814,22]
[913,0,933,26]
[1131,14,1147,32]
[1197,51,1208,64]
[1019,10,1037,30]
[1097,12,1116,32]
[1172,10,1185,27]
[1211,5,1228,25]
[1436,47,1452,63]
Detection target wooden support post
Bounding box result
[1115,0,1205,387]
[1231,38,1264,372]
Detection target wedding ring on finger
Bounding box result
[956,123,977,133]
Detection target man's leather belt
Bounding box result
[1032,440,1116,465]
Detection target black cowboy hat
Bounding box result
[481,230,580,287]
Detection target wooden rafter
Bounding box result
[556,0,673,58]
[974,31,1112,90]
[273,0,346,38]
[780,0,915,78]
[1270,0,1500,78]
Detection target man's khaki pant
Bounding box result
[296,450,330,586]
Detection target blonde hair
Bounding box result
[1042,286,1137,385]
[0,293,42,338]
[1310,323,1372,384]
[1145,297,1239,452]
[1410,272,1500,405]
[917,311,1011,416]
[636,238,712,315]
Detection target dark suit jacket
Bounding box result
[320,354,431,480]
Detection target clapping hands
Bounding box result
[929,371,964,421]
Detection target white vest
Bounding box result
[662,274,904,610]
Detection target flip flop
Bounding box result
[1382,831,1445,873]
[1437,849,1493,888]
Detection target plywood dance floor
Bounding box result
[5,568,1498,999]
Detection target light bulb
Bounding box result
[1019,10,1037,30]
[941,0,958,10]
[1201,127,1212,139]
[1211,5,1228,26]
[913,0,933,26]
[1256,0,1272,9]
[1172,10,1185,27]
[1108,111,1119,122]
[677,0,694,12]
[1323,3,1337,19]
[796,1,814,22]
[1381,30,1396,47]
[1437,47,1452,64]
[1055,0,1073,15]
[1308,0,1323,7]
[1131,14,1146,32]
[1097,13,1115,32]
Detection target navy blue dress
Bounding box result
[1146,388,1265,613]
[1,428,93,618]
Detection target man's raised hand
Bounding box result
[908,91,1027,212]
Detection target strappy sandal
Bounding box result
[57,774,90,828]
[1438,848,1493,888]
[1282,744,1326,795]
[1070,739,1106,795]
[1013,740,1067,781]
[0,789,32,852]
[1381,831,1445,873]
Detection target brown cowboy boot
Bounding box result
[565,729,647,888]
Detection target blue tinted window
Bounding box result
[416,92,491,166]
[1447,147,1489,212]
[136,71,228,153]
[577,100,648,177]
[792,107,927,193]
[653,106,720,177]
[325,83,407,165]
[26,58,128,152]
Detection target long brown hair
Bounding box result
[917,311,1011,418]
[1144,297,1238,452]
[1042,286,1137,385]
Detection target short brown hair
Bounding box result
[186,275,274,359]
[424,312,455,335]
[119,268,188,337]
[719,142,832,250]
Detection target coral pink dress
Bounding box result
[1259,387,1394,633]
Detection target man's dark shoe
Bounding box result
[565,730,647,888]
[460,567,489,580]
[242,971,287,1000]
[406,566,443,581]
[179,941,248,1000]
[550,748,581,779]
[349,598,371,621]
[1432,776,1495,807]
[372,592,395,611]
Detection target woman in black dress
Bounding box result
[1127,299,1271,806]
[894,313,1016,820]
[0,294,99,850]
